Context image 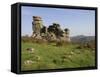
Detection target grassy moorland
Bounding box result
[21,41,95,71]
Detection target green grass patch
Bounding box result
[21,42,95,71]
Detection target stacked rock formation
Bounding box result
[31,16,71,42]
[32,16,43,39]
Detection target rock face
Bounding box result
[31,16,71,43]
[32,16,43,39]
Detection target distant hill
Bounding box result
[71,35,95,43]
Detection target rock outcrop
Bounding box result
[31,16,71,43]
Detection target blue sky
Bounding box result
[21,6,95,36]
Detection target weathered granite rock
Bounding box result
[32,16,43,32]
[31,16,71,43]
[32,16,43,39]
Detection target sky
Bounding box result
[21,6,95,37]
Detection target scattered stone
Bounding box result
[26,48,35,53]
[35,55,41,61]
[24,60,35,65]
[70,51,74,55]
[68,55,72,58]
[61,55,71,63]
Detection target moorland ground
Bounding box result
[21,41,95,71]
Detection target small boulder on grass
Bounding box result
[35,55,41,61]
[26,48,35,53]
[70,51,74,55]
[61,53,73,62]
[24,60,35,65]
[61,55,72,63]
[68,55,72,58]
